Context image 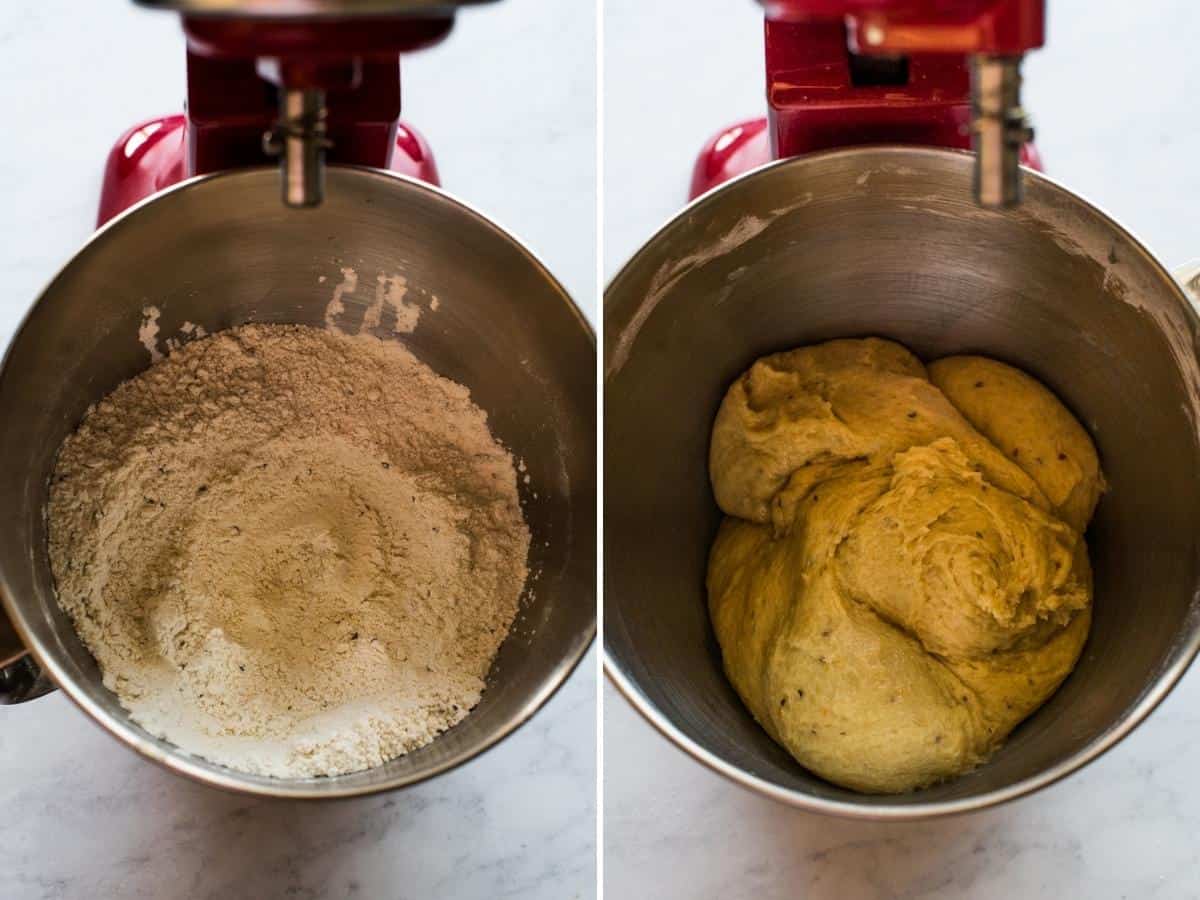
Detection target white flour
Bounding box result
[47,324,530,778]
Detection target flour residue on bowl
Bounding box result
[1016,203,1200,428]
[323,266,428,336]
[855,163,919,187]
[365,273,417,333]
[138,307,212,361]
[608,196,812,377]
[138,306,163,362]
[323,267,359,331]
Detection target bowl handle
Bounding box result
[0,614,54,705]
[1173,260,1200,308]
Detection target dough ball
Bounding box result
[707,338,1101,793]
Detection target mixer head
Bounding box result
[134,0,502,208]
[135,1,499,18]
[758,0,1043,207]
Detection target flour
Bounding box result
[47,324,530,778]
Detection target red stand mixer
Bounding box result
[0,0,597,798]
[608,0,1200,821]
[691,0,1043,206]
[100,0,497,224]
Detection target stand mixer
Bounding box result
[691,0,1043,206]
[606,1,1200,818]
[0,0,595,798]
[100,0,497,222]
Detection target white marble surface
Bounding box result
[0,2,595,899]
[604,0,1200,897]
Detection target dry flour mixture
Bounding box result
[47,324,530,778]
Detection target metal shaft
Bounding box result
[971,55,1033,209]
[278,88,328,209]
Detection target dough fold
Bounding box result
[707,338,1102,793]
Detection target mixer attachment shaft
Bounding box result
[971,55,1035,209]
[264,88,331,209]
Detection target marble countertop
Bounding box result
[604,0,1200,897]
[0,1,595,898]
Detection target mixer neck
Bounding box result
[261,86,330,208]
[135,0,499,19]
[132,3,496,208]
[760,0,1044,208]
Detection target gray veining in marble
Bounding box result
[604,0,1200,897]
[0,1,596,898]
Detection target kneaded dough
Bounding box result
[928,356,1105,533]
[707,338,1103,794]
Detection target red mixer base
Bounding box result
[690,118,771,200]
[97,115,441,226]
[689,117,1044,201]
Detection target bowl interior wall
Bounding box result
[605,148,1200,809]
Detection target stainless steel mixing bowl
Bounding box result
[605,146,1200,819]
[0,166,595,798]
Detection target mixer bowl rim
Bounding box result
[602,143,1200,820]
[0,164,596,798]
